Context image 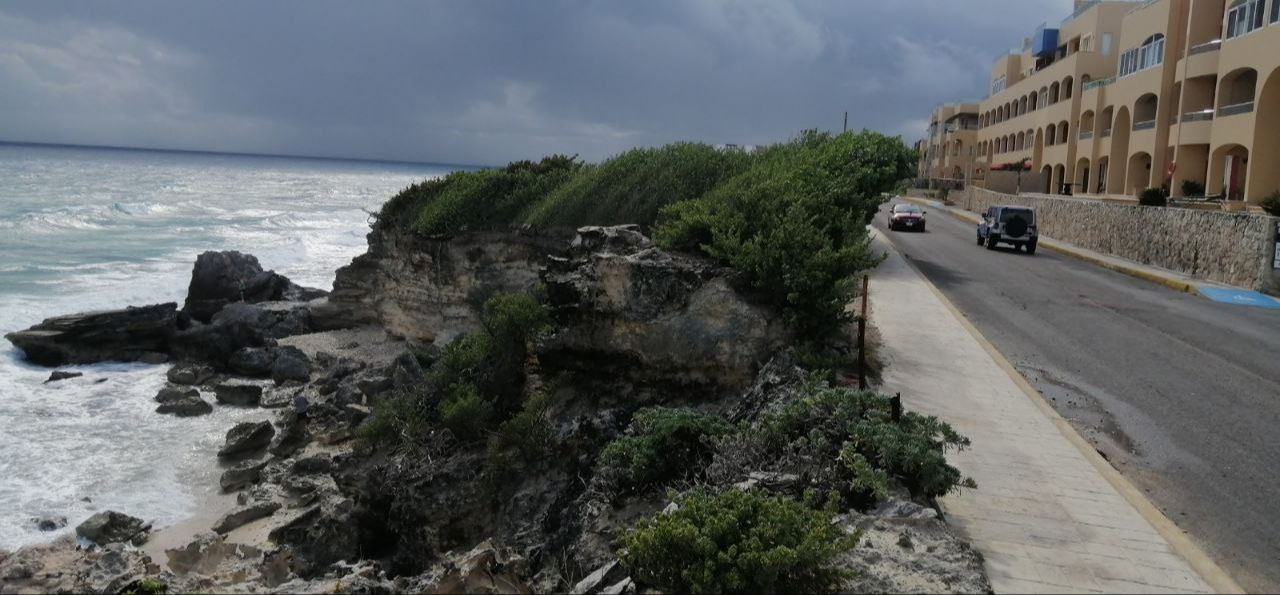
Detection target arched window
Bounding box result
[1119,34,1165,76]
[1226,0,1266,39]
[1050,82,1061,104]
[1030,93,1038,111]
[1063,77,1074,100]
[1047,123,1057,146]
[1139,34,1164,70]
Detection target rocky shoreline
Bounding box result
[1,224,991,594]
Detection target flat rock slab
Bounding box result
[4,303,177,367]
[213,501,282,534]
[218,421,275,459]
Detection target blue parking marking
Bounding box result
[1197,287,1280,308]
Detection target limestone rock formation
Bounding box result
[220,459,270,492]
[182,250,325,323]
[212,501,282,534]
[213,382,264,407]
[4,303,177,367]
[154,386,213,417]
[542,226,791,389]
[217,421,275,459]
[75,511,151,546]
[311,226,573,341]
[44,371,82,383]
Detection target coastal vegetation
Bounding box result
[618,489,856,594]
[357,290,551,447]
[379,129,915,337]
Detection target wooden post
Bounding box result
[858,274,869,390]
[891,392,902,422]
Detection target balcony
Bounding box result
[1218,101,1255,117]
[1079,130,1094,140]
[1101,128,1113,138]
[1083,77,1115,92]
[1182,109,1215,122]
[1133,120,1157,131]
[1188,40,1221,56]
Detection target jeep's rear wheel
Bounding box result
[977,234,984,246]
[1026,241,1037,255]
[986,235,998,250]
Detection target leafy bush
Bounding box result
[358,291,551,447]
[1139,187,1167,207]
[1181,180,1206,198]
[596,408,733,496]
[619,489,855,595]
[413,156,580,234]
[708,387,973,510]
[522,143,752,229]
[654,130,914,336]
[121,578,168,595]
[1261,191,1280,217]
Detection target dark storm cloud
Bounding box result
[0,0,1073,165]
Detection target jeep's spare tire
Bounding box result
[1005,215,1028,238]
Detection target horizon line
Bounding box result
[0,139,488,170]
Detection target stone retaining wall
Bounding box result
[957,188,1280,292]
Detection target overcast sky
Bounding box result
[0,0,1073,166]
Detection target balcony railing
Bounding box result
[1133,120,1157,131]
[1218,101,1255,117]
[1101,129,1113,138]
[1083,77,1115,92]
[1187,40,1222,56]
[1181,110,1215,122]
[1079,130,1094,140]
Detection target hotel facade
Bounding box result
[918,0,1280,208]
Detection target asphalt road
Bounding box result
[875,200,1280,593]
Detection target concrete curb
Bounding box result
[875,227,1244,594]
[899,195,1201,296]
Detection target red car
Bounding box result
[887,204,926,232]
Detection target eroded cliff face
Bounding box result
[543,226,790,389]
[314,224,791,392]
[313,226,571,344]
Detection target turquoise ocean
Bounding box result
[0,142,462,549]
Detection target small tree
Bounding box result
[1139,187,1167,207]
[1181,180,1205,198]
[1261,191,1280,217]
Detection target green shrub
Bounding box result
[121,578,168,595]
[710,387,973,509]
[522,143,753,229]
[618,489,855,595]
[1139,187,1167,207]
[492,391,553,457]
[1261,191,1280,217]
[654,130,913,336]
[438,382,496,438]
[413,156,580,234]
[358,291,551,448]
[1181,180,1206,197]
[596,408,733,496]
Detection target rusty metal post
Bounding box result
[891,392,903,422]
[858,274,869,390]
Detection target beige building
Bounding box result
[924,0,1280,207]
[918,103,980,187]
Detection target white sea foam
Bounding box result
[0,143,460,550]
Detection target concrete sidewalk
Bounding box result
[868,229,1241,594]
